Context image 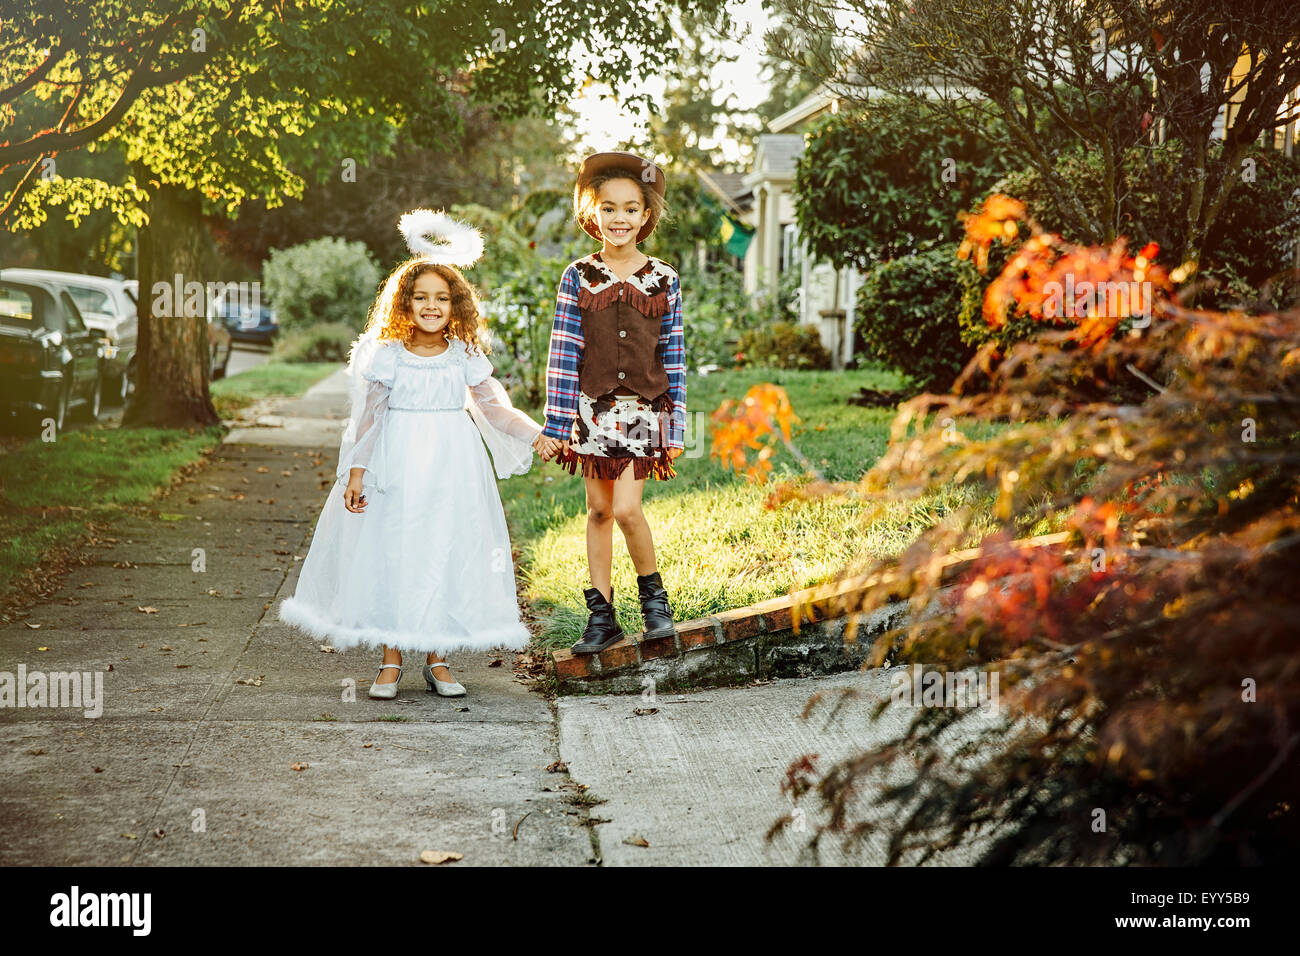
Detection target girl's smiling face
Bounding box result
[409,270,452,337]
[596,177,650,248]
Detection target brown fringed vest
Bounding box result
[574,252,674,402]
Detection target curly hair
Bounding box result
[574,170,668,240]
[363,257,491,356]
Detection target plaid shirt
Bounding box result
[542,257,686,449]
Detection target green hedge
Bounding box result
[735,321,832,370]
[855,244,975,392]
[270,321,357,363]
[263,236,381,334]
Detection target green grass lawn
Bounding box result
[0,426,225,600]
[504,364,1003,650]
[210,361,339,418]
[0,359,342,604]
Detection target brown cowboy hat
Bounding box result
[573,150,667,243]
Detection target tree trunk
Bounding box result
[122,163,220,428]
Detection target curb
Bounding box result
[549,532,1070,694]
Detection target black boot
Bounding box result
[570,586,625,655]
[636,571,677,641]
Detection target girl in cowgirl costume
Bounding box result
[538,151,686,654]
[279,210,561,698]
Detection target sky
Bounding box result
[565,0,775,165]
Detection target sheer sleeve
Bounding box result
[335,334,394,492]
[336,377,391,489]
[465,374,542,479]
[468,375,544,443]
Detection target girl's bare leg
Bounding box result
[584,476,616,600]
[376,644,402,684]
[611,470,656,574]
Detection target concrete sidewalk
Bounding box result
[0,369,591,866]
[1,369,975,867]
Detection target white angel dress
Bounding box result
[278,331,542,655]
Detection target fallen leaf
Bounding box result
[290,762,309,771]
[136,606,158,614]
[419,850,463,865]
[631,707,659,717]
[24,622,40,629]
[622,835,650,847]
[120,833,138,840]
[546,760,568,773]
[26,748,46,756]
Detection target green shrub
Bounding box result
[793,97,1020,270]
[270,321,357,363]
[855,243,975,392]
[680,262,763,368]
[735,320,832,370]
[263,236,381,334]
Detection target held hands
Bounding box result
[343,472,368,513]
[532,433,565,462]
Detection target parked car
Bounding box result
[121,280,232,380]
[0,276,105,433]
[212,287,278,344]
[0,268,135,404]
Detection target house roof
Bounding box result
[696,169,753,214]
[770,85,836,133]
[752,134,804,181]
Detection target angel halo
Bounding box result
[398,208,484,267]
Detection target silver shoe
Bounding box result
[368,662,402,699]
[422,660,466,697]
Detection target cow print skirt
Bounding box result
[555,390,677,481]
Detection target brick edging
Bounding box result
[549,532,1070,690]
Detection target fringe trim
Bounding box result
[555,446,677,481]
[277,596,532,656]
[578,284,669,319]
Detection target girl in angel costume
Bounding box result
[278,210,561,699]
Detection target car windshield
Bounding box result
[68,286,116,317]
[0,285,37,327]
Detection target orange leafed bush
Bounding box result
[709,383,802,484]
[746,194,1300,865]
